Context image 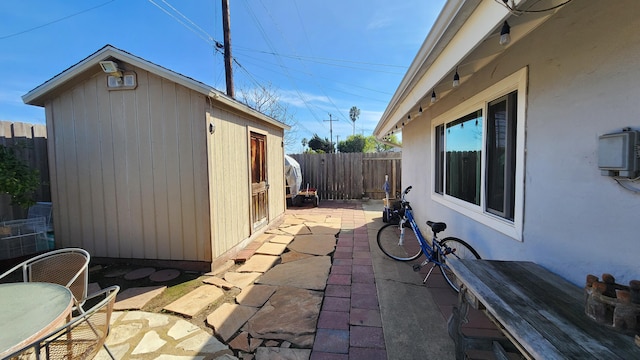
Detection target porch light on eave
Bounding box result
[453,68,460,87]
[500,21,511,46]
[431,90,437,104]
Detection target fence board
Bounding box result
[290,152,401,200]
[0,121,50,220]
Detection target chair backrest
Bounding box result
[6,285,119,360]
[0,248,90,308]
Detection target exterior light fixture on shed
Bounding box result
[419,105,423,114]
[500,21,511,45]
[99,60,136,89]
[99,61,122,77]
[431,90,437,104]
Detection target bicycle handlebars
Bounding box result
[400,186,413,206]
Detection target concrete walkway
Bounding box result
[93,200,499,360]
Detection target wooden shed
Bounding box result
[22,45,289,271]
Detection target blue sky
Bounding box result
[0,0,445,153]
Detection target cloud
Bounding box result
[279,89,332,109]
[0,89,26,104]
[366,17,393,31]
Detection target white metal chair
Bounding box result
[4,286,119,360]
[0,248,90,309]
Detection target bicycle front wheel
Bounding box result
[437,237,481,292]
[377,223,423,261]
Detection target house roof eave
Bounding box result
[375,0,568,139]
[375,0,514,138]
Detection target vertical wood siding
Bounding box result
[207,107,285,258]
[46,68,211,262]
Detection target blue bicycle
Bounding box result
[377,186,481,292]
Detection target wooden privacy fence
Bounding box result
[446,150,480,205]
[290,152,402,200]
[0,121,50,220]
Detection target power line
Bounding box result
[145,1,395,107]
[0,0,117,40]
[255,1,347,123]
[159,0,220,47]
[147,0,222,51]
[241,1,325,127]
[234,51,393,96]
[235,48,408,71]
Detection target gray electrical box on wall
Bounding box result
[598,128,640,177]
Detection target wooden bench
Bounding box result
[447,259,640,359]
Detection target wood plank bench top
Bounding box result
[447,259,640,359]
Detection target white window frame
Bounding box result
[431,67,527,241]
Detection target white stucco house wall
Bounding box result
[374,0,640,286]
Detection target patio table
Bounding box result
[447,259,640,359]
[0,282,73,357]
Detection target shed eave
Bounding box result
[209,91,291,131]
[22,44,289,131]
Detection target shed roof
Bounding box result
[22,44,289,130]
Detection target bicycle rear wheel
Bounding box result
[377,223,423,261]
[437,237,481,292]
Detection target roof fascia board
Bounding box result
[375,0,511,137]
[22,45,114,105]
[375,0,473,136]
[386,0,470,113]
[210,92,291,130]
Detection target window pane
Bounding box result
[487,100,506,213]
[435,124,444,194]
[445,110,483,205]
[486,92,517,220]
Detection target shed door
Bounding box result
[250,132,268,231]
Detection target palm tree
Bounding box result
[349,106,360,136]
[301,138,308,152]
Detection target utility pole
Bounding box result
[222,0,234,98]
[324,114,337,153]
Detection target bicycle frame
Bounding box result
[399,204,446,267]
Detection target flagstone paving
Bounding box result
[254,242,288,256]
[255,256,332,290]
[163,285,225,318]
[207,303,259,342]
[235,284,277,307]
[224,271,262,289]
[268,234,295,244]
[114,286,167,311]
[245,286,323,347]
[94,202,387,360]
[236,254,279,273]
[202,276,236,290]
[286,234,336,256]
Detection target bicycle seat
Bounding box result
[426,221,446,234]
